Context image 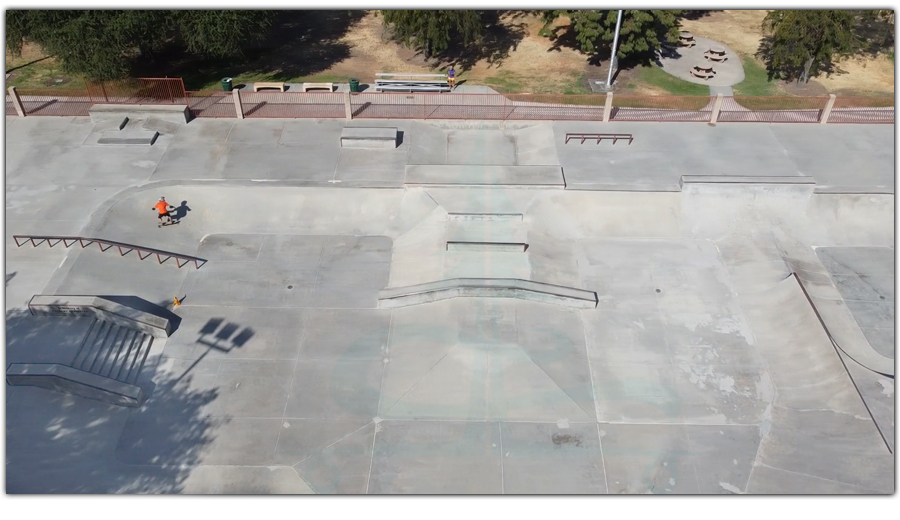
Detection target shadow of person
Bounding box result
[173,201,192,221]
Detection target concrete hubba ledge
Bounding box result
[680,175,817,187]
[89,104,190,124]
[446,241,527,252]
[447,213,524,222]
[340,127,398,149]
[378,278,598,309]
[97,130,159,145]
[405,165,566,188]
[28,295,177,338]
[6,363,144,407]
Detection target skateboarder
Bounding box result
[153,197,175,227]
[448,66,456,90]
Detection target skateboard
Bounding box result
[158,220,180,228]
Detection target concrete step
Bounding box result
[445,220,527,252]
[71,319,154,384]
[97,130,159,145]
[405,165,565,188]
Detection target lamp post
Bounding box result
[606,10,624,88]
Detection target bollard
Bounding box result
[820,94,837,124]
[8,86,26,117]
[232,89,244,119]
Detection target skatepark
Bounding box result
[4,113,895,494]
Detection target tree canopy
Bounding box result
[6,10,276,80]
[380,10,484,58]
[757,10,860,84]
[540,10,683,62]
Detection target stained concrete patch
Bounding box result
[295,421,376,494]
[369,420,502,494]
[685,425,760,494]
[500,422,606,494]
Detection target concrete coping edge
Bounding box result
[378,278,598,308]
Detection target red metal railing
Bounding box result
[187,91,236,118]
[718,96,830,123]
[17,89,92,116]
[85,78,186,105]
[6,95,17,115]
[828,97,894,124]
[13,235,206,269]
[611,95,712,122]
[240,91,345,118]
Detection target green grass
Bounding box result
[5,55,87,90]
[482,70,527,93]
[561,72,592,95]
[635,64,711,96]
[732,54,782,97]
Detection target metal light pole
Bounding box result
[606,10,624,87]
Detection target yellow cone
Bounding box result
[173,296,180,307]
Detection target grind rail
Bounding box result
[13,235,206,269]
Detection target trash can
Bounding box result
[349,78,360,93]
[221,77,233,92]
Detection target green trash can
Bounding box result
[349,78,360,93]
[221,77,233,92]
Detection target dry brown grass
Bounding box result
[815,54,895,94]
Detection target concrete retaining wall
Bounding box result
[6,363,144,407]
[28,295,176,338]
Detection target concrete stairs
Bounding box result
[70,318,154,385]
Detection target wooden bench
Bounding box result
[302,82,334,92]
[565,133,633,145]
[253,82,285,92]
[375,73,450,93]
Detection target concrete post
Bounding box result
[344,91,352,120]
[708,93,724,126]
[8,86,26,117]
[603,92,613,123]
[820,94,837,124]
[232,89,244,119]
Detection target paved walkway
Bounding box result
[657,35,745,90]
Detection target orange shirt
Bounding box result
[155,201,170,214]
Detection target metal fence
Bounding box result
[84,78,186,104]
[5,84,895,124]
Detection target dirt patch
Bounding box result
[779,78,829,97]
[551,433,583,447]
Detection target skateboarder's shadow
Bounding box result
[172,201,191,222]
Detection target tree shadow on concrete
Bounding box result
[5,305,221,493]
[132,10,368,89]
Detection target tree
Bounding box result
[539,10,683,61]
[381,10,484,58]
[6,10,276,80]
[757,10,860,84]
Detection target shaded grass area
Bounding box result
[732,54,782,96]
[5,53,86,90]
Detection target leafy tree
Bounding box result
[6,10,276,80]
[380,10,484,58]
[539,10,683,61]
[757,10,860,84]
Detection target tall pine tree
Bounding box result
[380,10,484,58]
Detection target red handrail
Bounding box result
[13,235,206,269]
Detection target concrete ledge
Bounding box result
[97,130,159,145]
[89,104,190,124]
[7,363,144,407]
[681,175,816,187]
[378,278,598,309]
[447,241,527,252]
[813,185,894,195]
[405,165,565,188]
[28,295,177,338]
[341,127,398,149]
[447,213,523,222]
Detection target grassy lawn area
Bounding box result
[731,54,782,96]
[632,64,711,96]
[6,50,87,90]
[480,70,590,94]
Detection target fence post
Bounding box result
[603,92,613,122]
[8,86,26,117]
[232,89,244,119]
[344,91,352,120]
[708,93,724,126]
[820,94,837,124]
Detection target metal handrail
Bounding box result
[12,235,206,269]
[565,132,633,145]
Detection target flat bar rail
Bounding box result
[565,132,633,145]
[13,235,206,269]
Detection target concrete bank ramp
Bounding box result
[378,278,598,309]
[405,165,565,188]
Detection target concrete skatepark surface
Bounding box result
[3,114,895,494]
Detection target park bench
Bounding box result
[565,133,633,145]
[375,73,450,93]
[302,82,334,92]
[253,82,286,92]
